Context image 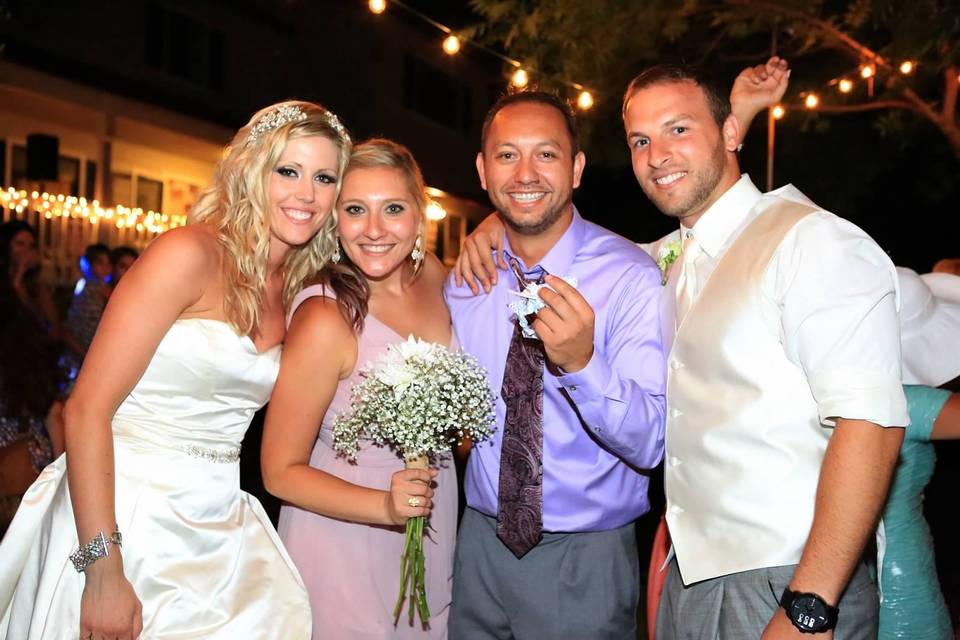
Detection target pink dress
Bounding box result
[278,285,457,639]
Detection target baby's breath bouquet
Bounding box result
[333,335,496,628]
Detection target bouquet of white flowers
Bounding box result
[333,335,496,627]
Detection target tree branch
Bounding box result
[944,66,958,122]
[724,0,886,68]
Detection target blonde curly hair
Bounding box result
[190,100,351,336]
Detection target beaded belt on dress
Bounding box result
[176,444,241,464]
[111,419,242,463]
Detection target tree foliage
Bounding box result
[466,0,960,159]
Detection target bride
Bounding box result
[0,100,350,639]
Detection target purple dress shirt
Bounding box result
[444,209,667,532]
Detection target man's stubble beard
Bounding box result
[493,190,573,237]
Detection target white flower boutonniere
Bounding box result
[656,241,682,286]
[507,275,579,339]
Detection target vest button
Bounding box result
[670,359,682,370]
[669,504,684,514]
[670,456,681,466]
[670,408,683,418]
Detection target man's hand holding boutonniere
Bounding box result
[533,275,595,374]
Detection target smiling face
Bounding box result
[624,80,739,227]
[266,135,341,255]
[477,101,585,237]
[337,166,421,281]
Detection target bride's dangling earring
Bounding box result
[331,240,342,264]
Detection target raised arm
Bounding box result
[260,298,435,526]
[730,56,790,140]
[65,226,213,639]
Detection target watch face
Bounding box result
[790,596,829,632]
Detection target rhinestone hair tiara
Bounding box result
[245,104,349,146]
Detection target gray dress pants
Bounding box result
[449,508,640,640]
[656,557,879,639]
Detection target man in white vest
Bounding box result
[623,63,908,639]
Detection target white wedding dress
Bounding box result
[0,318,311,639]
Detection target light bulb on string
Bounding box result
[860,64,875,79]
[510,68,529,89]
[576,90,594,110]
[838,79,853,93]
[771,104,785,120]
[899,61,915,75]
[804,93,819,109]
[442,34,461,55]
[368,0,386,14]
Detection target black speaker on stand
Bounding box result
[26,134,60,187]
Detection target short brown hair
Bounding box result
[622,64,731,128]
[480,91,580,156]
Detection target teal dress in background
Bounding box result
[880,385,953,640]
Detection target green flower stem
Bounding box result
[394,454,431,628]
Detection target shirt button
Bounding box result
[568,385,578,392]
[670,408,683,418]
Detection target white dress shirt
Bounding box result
[648,174,907,429]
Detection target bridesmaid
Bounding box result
[262,139,456,639]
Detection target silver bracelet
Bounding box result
[69,527,122,573]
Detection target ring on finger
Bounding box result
[407,496,421,508]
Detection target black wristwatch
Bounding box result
[780,587,839,634]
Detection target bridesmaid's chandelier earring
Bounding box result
[410,235,424,269]
[331,240,342,264]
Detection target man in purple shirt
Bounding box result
[445,91,666,639]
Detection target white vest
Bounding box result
[665,198,830,585]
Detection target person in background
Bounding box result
[0,221,63,339]
[61,243,113,385]
[109,246,139,287]
[879,267,960,640]
[0,224,64,538]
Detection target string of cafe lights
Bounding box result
[770,59,928,121]
[366,0,596,111]
[0,187,187,234]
